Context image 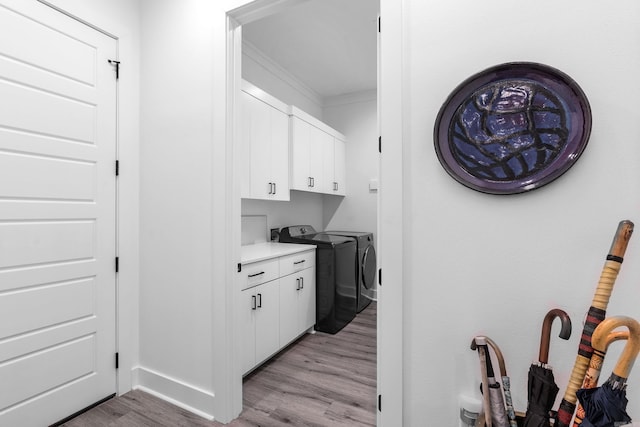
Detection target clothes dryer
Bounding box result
[324,231,377,312]
[279,225,357,334]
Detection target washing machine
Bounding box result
[324,231,377,312]
[278,225,358,334]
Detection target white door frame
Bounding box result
[217,0,405,424]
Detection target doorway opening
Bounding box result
[227,0,380,423]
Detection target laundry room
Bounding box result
[238,0,379,409]
[236,0,381,424]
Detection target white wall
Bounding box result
[40,0,141,395]
[138,0,217,418]
[323,92,378,242]
[242,191,324,236]
[397,1,640,424]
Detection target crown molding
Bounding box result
[242,40,324,109]
[323,89,377,108]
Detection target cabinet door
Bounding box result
[298,267,316,332]
[309,125,329,193]
[322,132,335,194]
[279,273,300,346]
[254,279,281,366]
[333,138,346,196]
[290,117,312,191]
[249,95,274,199]
[269,106,289,201]
[240,92,253,198]
[240,287,257,374]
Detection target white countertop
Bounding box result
[241,242,316,264]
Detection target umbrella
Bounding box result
[577,383,631,427]
[574,316,639,427]
[472,336,510,427]
[475,342,493,427]
[484,336,518,427]
[555,220,634,427]
[523,309,572,427]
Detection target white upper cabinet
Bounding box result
[290,106,346,196]
[240,82,290,201]
[332,137,346,196]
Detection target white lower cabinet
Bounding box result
[240,278,280,375]
[279,257,316,347]
[241,248,316,375]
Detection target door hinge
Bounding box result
[115,257,119,273]
[237,263,242,273]
[108,59,120,79]
[378,394,382,411]
[378,136,382,153]
[378,268,382,286]
[115,352,119,369]
[115,160,120,176]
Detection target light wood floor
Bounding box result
[61,302,377,427]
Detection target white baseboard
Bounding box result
[131,366,216,421]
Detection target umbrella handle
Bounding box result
[539,309,572,364]
[606,318,640,380]
[592,220,634,310]
[483,336,507,377]
[556,220,634,427]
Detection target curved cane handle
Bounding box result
[594,317,640,380]
[539,309,572,364]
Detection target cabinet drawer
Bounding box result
[241,258,279,290]
[279,250,315,277]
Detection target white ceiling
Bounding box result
[242,0,379,99]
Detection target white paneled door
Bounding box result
[0,1,117,426]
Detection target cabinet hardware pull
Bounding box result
[311,177,315,187]
[248,271,265,278]
[293,260,305,265]
[308,177,312,187]
[251,295,257,310]
[296,278,300,290]
[300,277,304,289]
[257,293,262,308]
[273,182,276,194]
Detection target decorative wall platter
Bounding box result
[434,62,592,195]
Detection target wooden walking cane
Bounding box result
[554,220,634,427]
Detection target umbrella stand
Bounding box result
[576,316,640,427]
[523,309,572,427]
[484,337,518,427]
[555,220,634,427]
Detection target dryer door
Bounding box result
[361,244,378,301]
